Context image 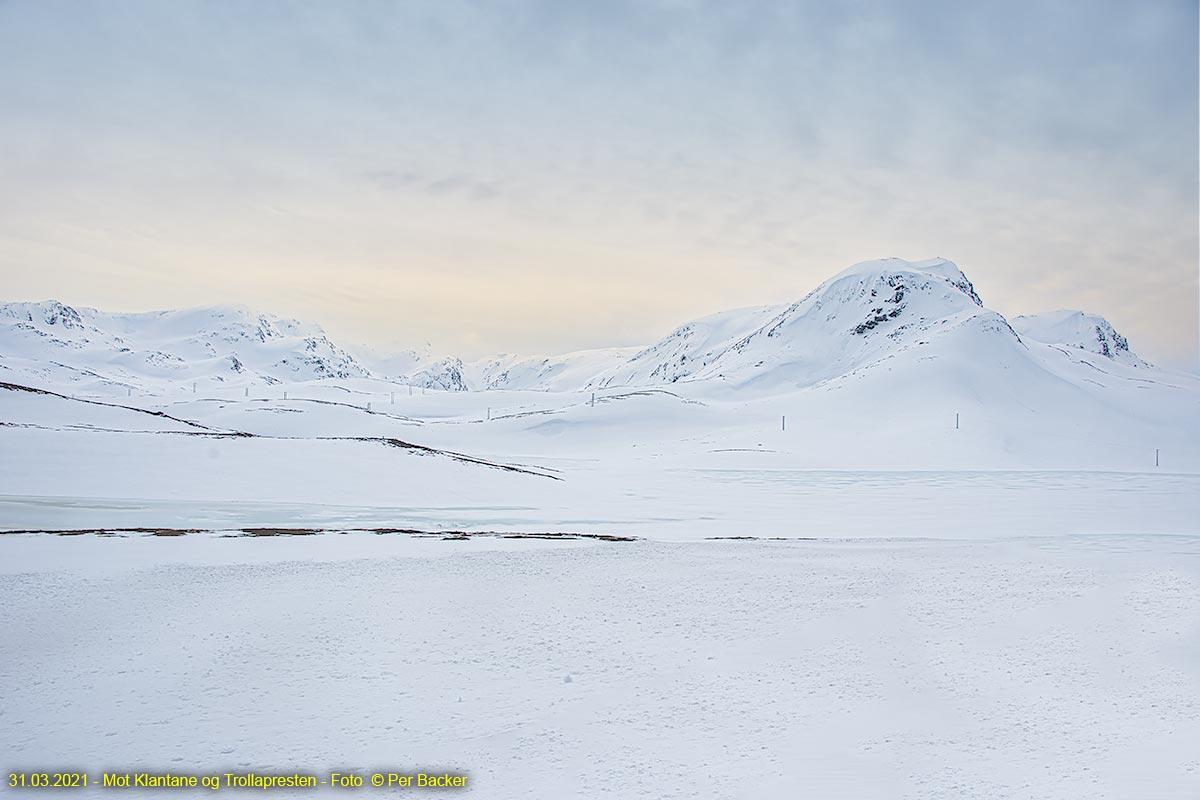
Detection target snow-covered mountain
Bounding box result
[473,347,643,392]
[1011,310,1146,366]
[0,301,372,392]
[586,258,1011,391]
[406,356,472,392]
[0,258,1160,398]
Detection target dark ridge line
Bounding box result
[0,526,635,541]
[342,436,562,479]
[488,407,561,421]
[2,420,246,438]
[46,360,116,382]
[234,395,423,423]
[2,425,560,478]
[598,389,706,406]
[1048,347,1179,387]
[430,388,705,426]
[0,380,559,479]
[0,380,227,433]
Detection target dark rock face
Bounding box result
[40,302,84,328]
[1095,325,1130,359]
[407,357,470,391]
[853,306,904,335]
[853,277,908,335]
[950,275,983,307]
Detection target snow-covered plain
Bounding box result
[3,535,1198,798]
[2,258,1198,797]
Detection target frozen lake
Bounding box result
[2,469,1196,539]
[2,533,1198,798]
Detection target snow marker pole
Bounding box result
[782,415,786,431]
[955,412,959,430]
[1156,448,1159,467]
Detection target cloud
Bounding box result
[0,0,1195,366]
[363,169,503,201]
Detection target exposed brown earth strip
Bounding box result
[705,535,812,541]
[0,527,207,536]
[239,527,324,536]
[0,527,636,541]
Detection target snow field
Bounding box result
[1,535,1197,799]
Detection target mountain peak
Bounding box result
[1011,310,1145,365]
[0,300,87,329]
[829,257,983,307]
[0,299,371,390]
[585,257,1008,391]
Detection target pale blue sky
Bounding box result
[1,0,1196,365]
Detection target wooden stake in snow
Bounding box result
[487,407,491,420]
[1156,448,1160,467]
[283,391,287,400]
[244,387,248,397]
[591,392,596,407]
[781,415,786,431]
[367,401,371,412]
[391,392,395,405]
[192,382,197,394]
[955,412,959,430]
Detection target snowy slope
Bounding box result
[587,304,784,389]
[472,346,644,391]
[0,301,636,394]
[1012,310,1147,366]
[0,301,371,393]
[402,356,471,391]
[588,257,1012,392]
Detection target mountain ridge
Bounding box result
[0,259,1158,395]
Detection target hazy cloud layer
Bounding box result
[1,0,1196,365]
